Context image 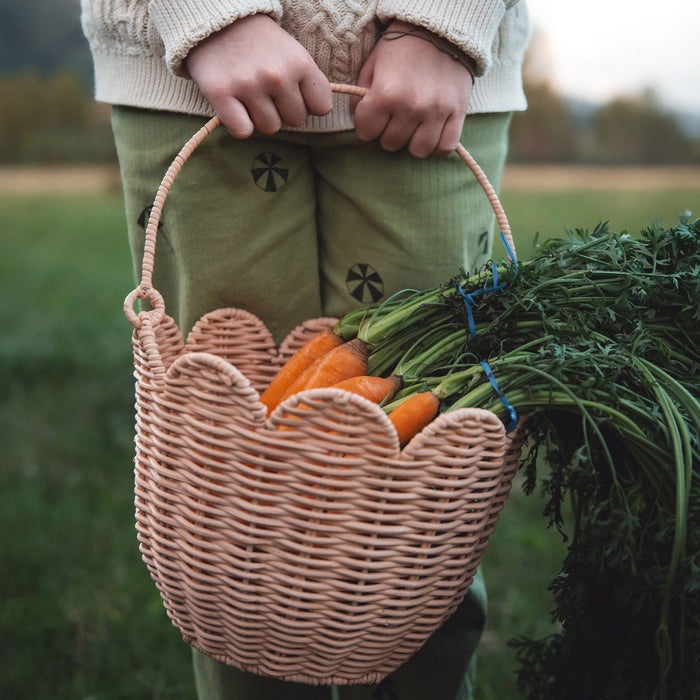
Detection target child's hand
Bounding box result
[185,14,333,138]
[352,21,474,158]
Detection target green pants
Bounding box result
[112,106,511,344]
[111,107,511,699]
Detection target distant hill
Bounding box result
[0,0,93,85]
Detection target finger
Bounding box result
[219,97,255,139]
[350,53,375,114]
[270,83,309,127]
[378,114,420,153]
[407,117,445,159]
[299,69,333,116]
[433,112,465,157]
[243,94,283,135]
[353,97,392,143]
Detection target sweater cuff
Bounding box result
[148,0,284,77]
[376,0,506,76]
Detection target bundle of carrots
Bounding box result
[259,328,436,446]
[261,219,699,460]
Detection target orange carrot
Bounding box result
[278,338,369,403]
[261,329,344,415]
[387,391,440,446]
[332,375,403,404]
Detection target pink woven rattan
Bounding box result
[124,84,525,685]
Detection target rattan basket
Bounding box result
[123,84,525,686]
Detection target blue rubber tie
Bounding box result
[455,284,478,336]
[454,233,520,432]
[454,260,510,336]
[480,361,519,432]
[500,231,519,273]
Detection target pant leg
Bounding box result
[111,109,332,699]
[110,107,323,344]
[312,113,511,700]
[311,112,513,320]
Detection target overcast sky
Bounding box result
[526,0,700,113]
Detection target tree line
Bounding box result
[0,69,697,165]
[509,80,698,165]
[0,72,116,163]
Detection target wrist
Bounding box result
[185,13,277,71]
[381,20,476,85]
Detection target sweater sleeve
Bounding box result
[148,0,284,77]
[375,0,510,76]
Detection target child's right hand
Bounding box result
[185,14,333,139]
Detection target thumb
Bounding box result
[350,52,375,113]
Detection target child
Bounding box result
[81,2,530,697]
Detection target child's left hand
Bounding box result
[352,20,474,159]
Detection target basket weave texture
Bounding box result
[125,83,524,686]
[131,308,523,685]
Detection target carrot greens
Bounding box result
[335,214,699,698]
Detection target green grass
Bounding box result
[0,195,196,699]
[1,186,696,699]
[474,478,569,700]
[499,188,698,260]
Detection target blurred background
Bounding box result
[1,1,698,698]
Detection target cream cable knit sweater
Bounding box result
[81,0,530,132]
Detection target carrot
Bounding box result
[278,338,369,403]
[387,391,440,446]
[261,329,344,415]
[332,375,403,404]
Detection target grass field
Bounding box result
[1,178,697,699]
[499,165,699,259]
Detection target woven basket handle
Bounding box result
[124,82,514,327]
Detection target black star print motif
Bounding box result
[251,152,288,192]
[137,205,162,231]
[346,263,384,303]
